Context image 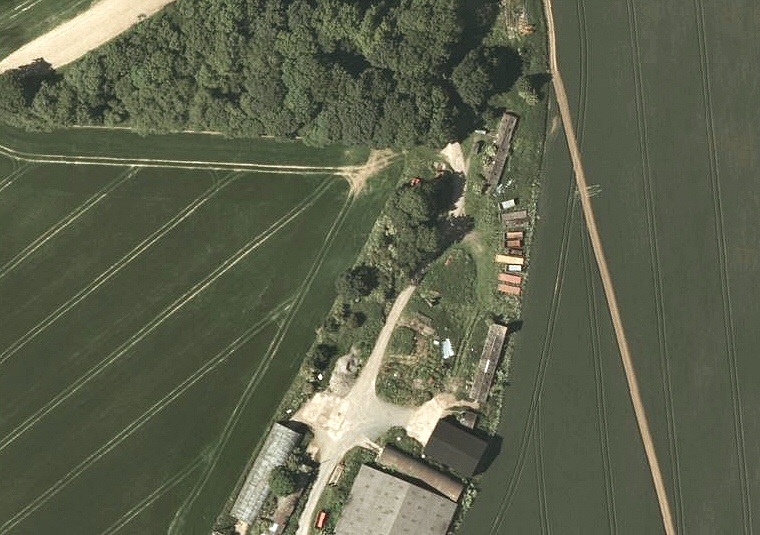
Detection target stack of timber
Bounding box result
[487,112,519,187]
[470,324,509,403]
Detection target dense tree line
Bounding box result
[0,0,519,147]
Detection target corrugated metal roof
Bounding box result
[230,423,302,524]
[335,465,457,535]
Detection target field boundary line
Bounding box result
[542,1,676,534]
[692,0,752,530]
[581,223,618,534]
[99,455,205,535]
[0,141,388,176]
[168,191,354,534]
[0,178,334,452]
[624,0,684,528]
[0,166,137,281]
[0,171,239,367]
[489,179,576,534]
[0,300,291,535]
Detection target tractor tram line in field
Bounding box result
[0,177,335,454]
[168,192,355,534]
[0,170,240,367]
[0,162,31,195]
[0,166,138,282]
[624,0,686,528]
[692,0,753,529]
[580,224,619,534]
[488,180,578,535]
[534,403,551,535]
[0,299,294,535]
[575,0,590,145]
[98,454,206,535]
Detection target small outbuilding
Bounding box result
[378,446,464,502]
[424,419,489,477]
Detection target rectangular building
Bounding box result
[495,254,524,265]
[470,324,509,403]
[498,284,521,295]
[502,209,528,222]
[231,423,302,526]
[335,465,457,535]
[497,273,522,285]
[424,420,489,478]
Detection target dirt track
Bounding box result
[292,285,467,534]
[542,1,676,534]
[0,0,177,73]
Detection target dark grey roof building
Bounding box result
[230,423,302,525]
[335,465,457,535]
[424,419,488,477]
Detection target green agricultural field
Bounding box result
[463,0,760,534]
[0,128,392,534]
[0,0,95,58]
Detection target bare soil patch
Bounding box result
[0,0,177,73]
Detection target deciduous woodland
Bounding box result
[0,0,522,147]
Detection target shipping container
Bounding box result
[498,273,522,284]
[502,210,528,221]
[495,254,524,265]
[315,510,329,529]
[498,284,521,295]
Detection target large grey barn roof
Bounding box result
[424,419,488,477]
[230,423,302,524]
[335,465,457,535]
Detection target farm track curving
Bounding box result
[488,180,577,535]
[0,300,293,535]
[168,192,355,534]
[99,455,205,535]
[0,178,335,453]
[0,141,353,174]
[0,166,137,281]
[692,0,752,531]
[581,224,618,534]
[0,171,239,368]
[535,403,551,535]
[0,162,30,195]
[623,0,685,528]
